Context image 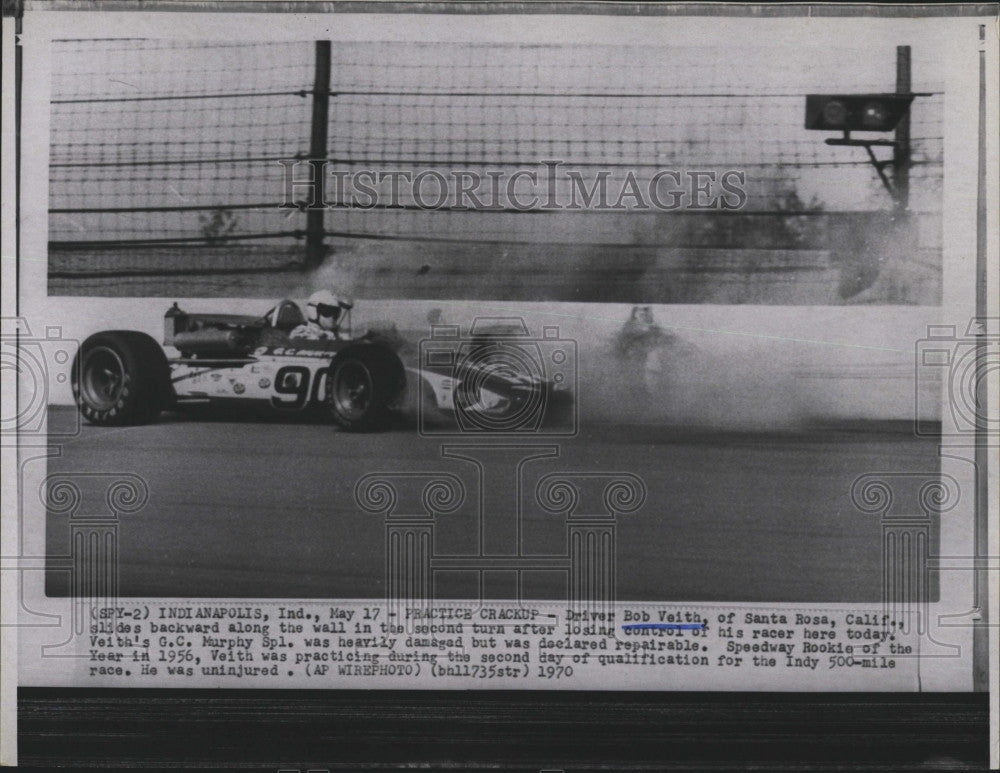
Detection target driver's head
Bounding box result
[306,290,352,332]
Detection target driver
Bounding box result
[290,290,353,340]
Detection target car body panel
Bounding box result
[142,302,572,423]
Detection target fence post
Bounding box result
[306,40,331,267]
[894,45,911,212]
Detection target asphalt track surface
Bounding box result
[45,405,939,603]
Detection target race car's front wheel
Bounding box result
[327,347,405,431]
[73,331,172,426]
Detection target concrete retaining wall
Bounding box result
[30,297,940,426]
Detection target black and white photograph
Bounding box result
[41,30,953,603]
[2,4,996,768]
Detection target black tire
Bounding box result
[326,346,405,432]
[72,331,172,426]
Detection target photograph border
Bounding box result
[3,1,997,768]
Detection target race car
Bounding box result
[71,300,573,432]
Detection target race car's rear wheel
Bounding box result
[73,331,172,426]
[327,346,405,431]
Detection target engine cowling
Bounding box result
[171,329,250,358]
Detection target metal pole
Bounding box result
[306,40,331,267]
[972,23,989,695]
[894,45,911,212]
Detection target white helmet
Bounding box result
[306,290,351,331]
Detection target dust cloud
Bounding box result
[575,323,815,432]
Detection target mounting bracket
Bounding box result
[825,133,905,207]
